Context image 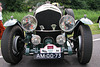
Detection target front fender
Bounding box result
[73,18,93,31]
[80,18,93,25]
[4,19,18,26]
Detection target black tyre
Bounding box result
[65,8,74,18]
[1,25,24,64]
[73,24,93,64]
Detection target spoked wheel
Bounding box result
[1,25,24,64]
[73,24,93,64]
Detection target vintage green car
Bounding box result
[1,3,93,64]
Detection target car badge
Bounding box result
[51,24,57,30]
[40,25,45,31]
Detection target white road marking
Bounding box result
[0,38,99,59]
[0,56,3,58]
[93,38,100,41]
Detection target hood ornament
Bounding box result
[40,25,45,31]
[51,24,57,30]
[84,14,87,18]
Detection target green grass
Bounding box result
[89,23,100,35]
[2,11,33,24]
[73,9,100,23]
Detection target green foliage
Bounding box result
[2,11,33,23]
[2,0,47,12]
[50,0,100,10]
[71,0,88,9]
[1,0,100,12]
[71,0,100,10]
[26,0,46,6]
[87,0,100,10]
[73,9,100,23]
[2,0,25,12]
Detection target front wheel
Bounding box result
[74,24,93,64]
[1,25,24,64]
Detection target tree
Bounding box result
[1,0,100,11]
[2,0,25,12]
[87,0,100,10]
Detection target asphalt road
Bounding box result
[0,34,100,67]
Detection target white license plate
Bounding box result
[34,53,62,59]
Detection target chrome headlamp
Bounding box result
[59,15,75,32]
[56,35,66,45]
[31,35,41,45]
[21,15,37,32]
